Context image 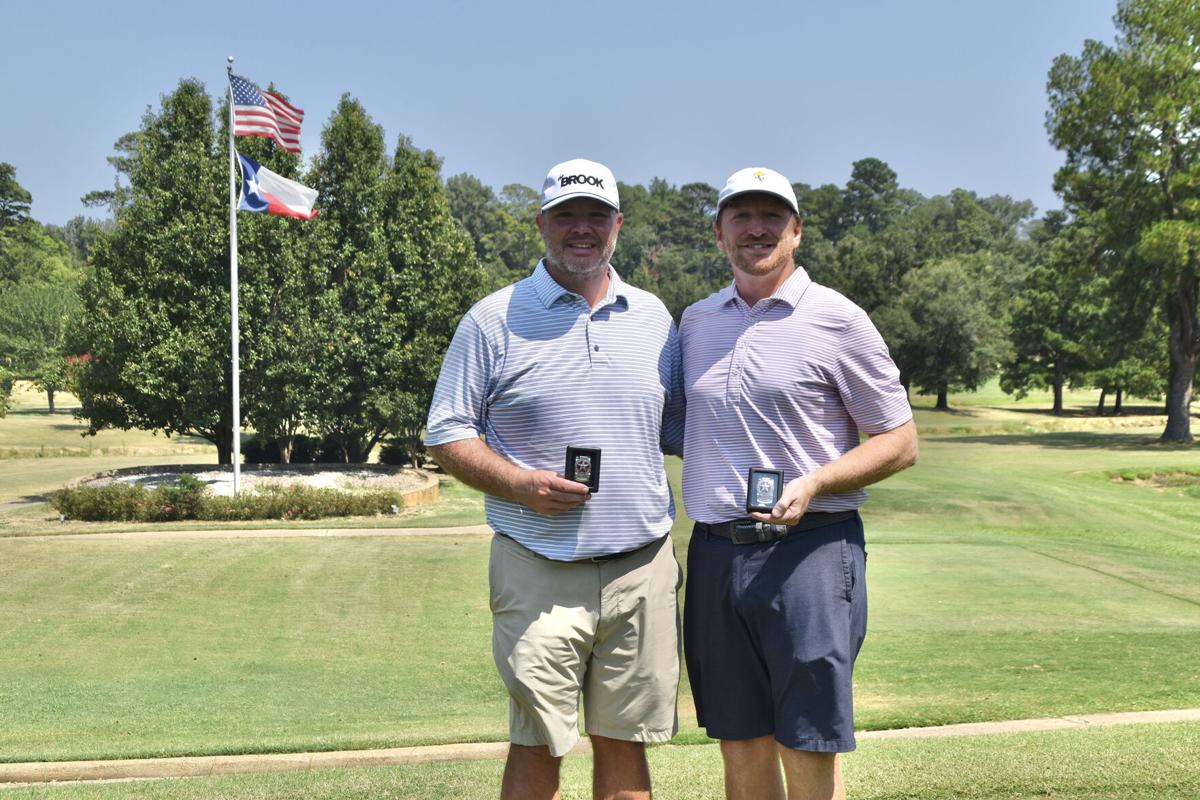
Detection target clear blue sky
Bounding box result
[3,1,1118,226]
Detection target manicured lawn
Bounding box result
[3,722,1197,799]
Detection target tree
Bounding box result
[446,174,540,290]
[0,163,32,227]
[0,221,77,287]
[1001,213,1102,413]
[617,178,724,319]
[73,79,236,460]
[841,157,905,234]
[47,216,111,266]
[300,95,394,463]
[301,98,487,464]
[382,138,488,466]
[884,255,1011,409]
[0,283,81,412]
[1048,0,1200,441]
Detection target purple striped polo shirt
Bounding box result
[425,261,684,560]
[679,266,912,524]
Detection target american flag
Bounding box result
[229,74,304,153]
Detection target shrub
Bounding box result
[242,434,346,464]
[50,482,153,521]
[378,441,410,466]
[50,476,402,522]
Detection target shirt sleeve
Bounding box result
[424,312,494,447]
[833,308,913,435]
[659,320,686,456]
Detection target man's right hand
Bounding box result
[517,470,591,515]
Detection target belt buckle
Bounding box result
[732,521,788,544]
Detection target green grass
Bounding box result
[0,537,501,762]
[3,722,1197,799]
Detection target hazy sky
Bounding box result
[3,1,1119,226]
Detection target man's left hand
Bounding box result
[750,474,818,526]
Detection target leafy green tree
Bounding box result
[618,178,724,319]
[47,216,111,266]
[446,174,540,290]
[0,283,81,411]
[1083,246,1170,413]
[0,222,77,287]
[300,95,393,463]
[302,99,487,464]
[884,255,1011,409]
[1001,213,1102,413]
[1048,0,1200,441]
[381,138,488,466]
[73,79,234,460]
[841,157,905,235]
[0,163,33,227]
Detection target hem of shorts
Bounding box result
[510,731,581,759]
[702,726,856,754]
[585,725,678,745]
[776,735,856,753]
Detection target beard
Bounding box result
[544,230,619,278]
[727,237,797,278]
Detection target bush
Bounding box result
[49,477,403,522]
[199,484,398,521]
[378,441,411,466]
[242,434,346,464]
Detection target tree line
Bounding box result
[0,0,1194,449]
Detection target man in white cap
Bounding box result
[425,158,684,800]
[679,168,918,800]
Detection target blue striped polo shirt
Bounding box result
[425,261,684,560]
[680,266,912,524]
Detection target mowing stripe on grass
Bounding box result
[1018,544,1200,609]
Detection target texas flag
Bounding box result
[237,152,319,220]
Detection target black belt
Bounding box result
[497,532,659,563]
[695,511,857,544]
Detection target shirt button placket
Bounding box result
[728,310,753,403]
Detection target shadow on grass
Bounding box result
[999,404,1177,419]
[943,430,1196,450]
[911,404,980,416]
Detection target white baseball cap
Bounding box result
[717,167,799,216]
[541,158,620,212]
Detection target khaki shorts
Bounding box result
[489,532,682,757]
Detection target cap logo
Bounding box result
[560,174,605,189]
[753,170,767,181]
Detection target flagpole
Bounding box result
[227,56,242,497]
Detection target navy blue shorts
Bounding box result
[683,514,867,752]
